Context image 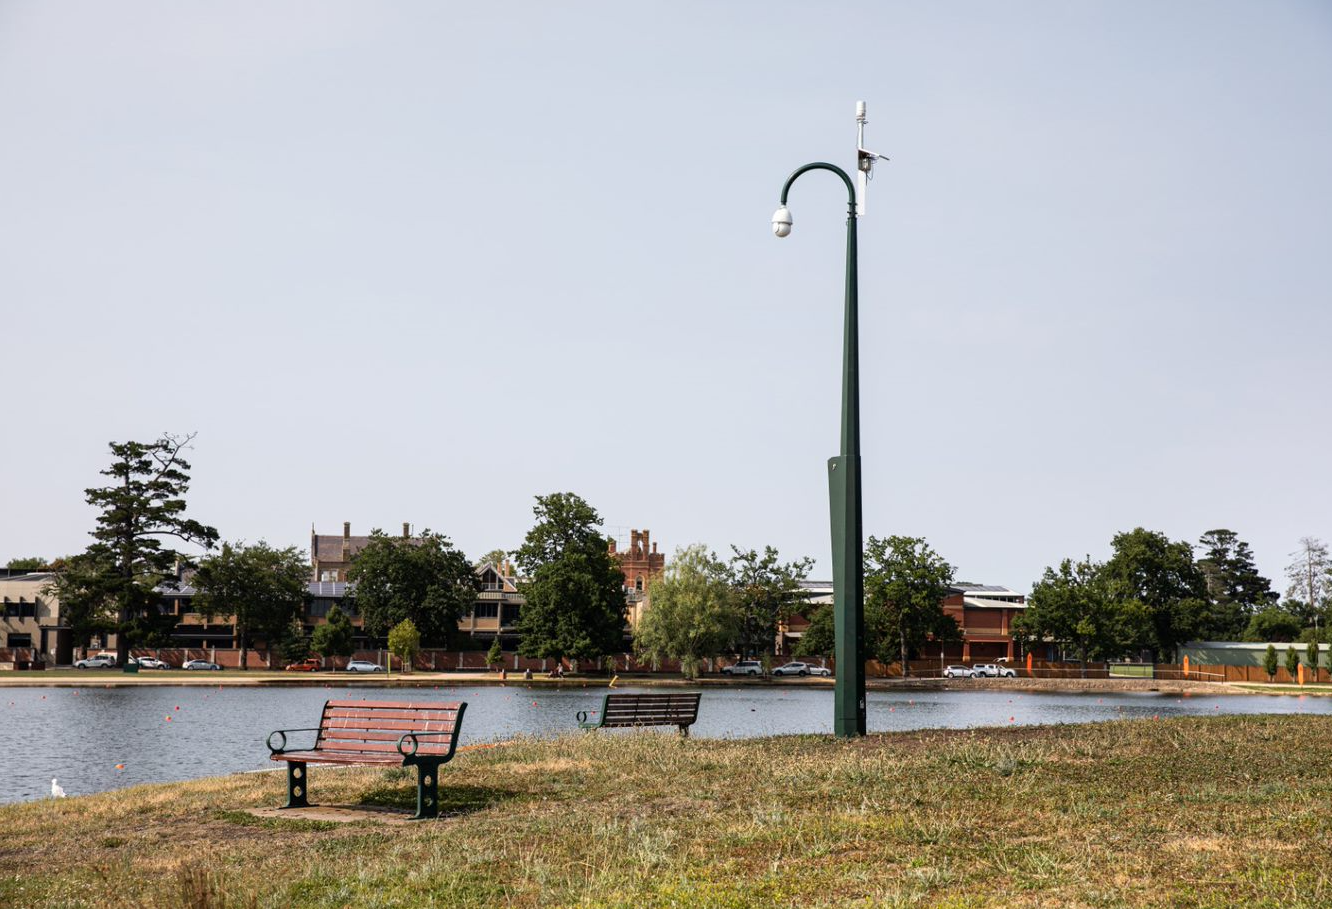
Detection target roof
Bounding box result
[951,584,1021,595]
[312,534,375,562]
[963,596,1027,610]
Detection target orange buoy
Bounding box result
[115,764,125,771]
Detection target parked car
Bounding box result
[183,660,223,671]
[721,660,763,677]
[345,660,384,673]
[134,656,170,670]
[942,665,974,679]
[771,661,831,677]
[74,655,116,669]
[972,663,1017,678]
[284,657,323,672]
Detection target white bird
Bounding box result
[51,778,66,798]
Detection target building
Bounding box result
[940,584,1026,661]
[776,580,1027,661]
[0,571,72,665]
[611,529,666,629]
[310,521,416,582]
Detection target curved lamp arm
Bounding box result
[780,162,857,211]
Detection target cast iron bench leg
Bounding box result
[282,762,309,809]
[412,761,440,821]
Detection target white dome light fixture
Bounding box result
[771,206,793,238]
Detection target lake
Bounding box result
[2,682,1327,804]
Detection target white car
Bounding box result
[972,663,1017,678]
[345,660,384,672]
[721,661,763,677]
[74,655,116,669]
[771,662,831,677]
[942,665,974,679]
[134,657,170,670]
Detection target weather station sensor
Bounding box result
[855,100,884,216]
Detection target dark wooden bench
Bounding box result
[267,699,466,820]
[577,692,701,736]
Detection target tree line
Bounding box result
[11,435,1332,673]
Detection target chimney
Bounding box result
[342,522,351,561]
[608,538,617,554]
[403,522,410,539]
[652,542,658,555]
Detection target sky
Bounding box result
[2,1,1330,594]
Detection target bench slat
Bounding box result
[325,699,462,711]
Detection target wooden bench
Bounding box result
[576,692,701,736]
[267,699,466,820]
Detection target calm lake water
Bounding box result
[2,683,1328,804]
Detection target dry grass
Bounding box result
[2,716,1331,908]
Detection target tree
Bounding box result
[346,530,478,646]
[273,618,311,664]
[486,637,504,671]
[1015,557,1125,677]
[387,618,421,673]
[478,549,509,570]
[863,536,958,668]
[1307,637,1321,677]
[1285,537,1331,633]
[513,493,627,663]
[727,546,813,658]
[6,556,47,571]
[311,605,355,661]
[192,541,309,670]
[794,604,835,659]
[1242,607,1303,643]
[1263,644,1278,682]
[1285,646,1300,678]
[634,545,738,679]
[1195,529,1277,639]
[49,436,218,664]
[1103,528,1207,662]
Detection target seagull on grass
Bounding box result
[51,778,66,798]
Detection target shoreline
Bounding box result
[0,670,1303,695]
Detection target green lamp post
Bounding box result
[771,102,882,737]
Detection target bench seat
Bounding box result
[267,699,466,819]
[577,692,701,736]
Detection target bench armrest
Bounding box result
[396,731,455,757]
[267,728,320,754]
[575,709,602,730]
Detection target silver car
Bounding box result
[771,662,831,677]
[345,660,385,672]
[942,665,974,679]
[74,655,116,669]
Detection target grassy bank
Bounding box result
[2,717,1330,909]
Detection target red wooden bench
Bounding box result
[266,699,466,820]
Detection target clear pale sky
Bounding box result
[2,1,1329,594]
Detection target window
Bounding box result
[635,576,644,592]
[474,603,499,619]
[7,634,32,648]
[320,570,338,582]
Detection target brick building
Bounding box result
[311,521,415,581]
[610,529,666,629]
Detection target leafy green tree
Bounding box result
[274,618,311,664]
[1103,528,1207,662]
[5,556,47,571]
[1263,644,1278,681]
[192,541,309,670]
[727,545,813,658]
[1242,607,1303,643]
[1195,529,1277,639]
[1015,557,1125,677]
[311,605,355,661]
[863,536,958,668]
[49,435,218,664]
[478,549,509,570]
[486,637,504,671]
[635,545,738,679]
[387,618,421,673]
[513,493,627,662]
[347,530,478,646]
[1306,638,1321,677]
[1284,645,1300,678]
[794,604,835,659]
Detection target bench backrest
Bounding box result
[316,699,465,759]
[600,692,701,727]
